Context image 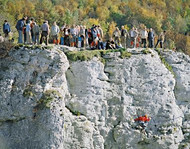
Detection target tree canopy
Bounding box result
[0,0,190,54]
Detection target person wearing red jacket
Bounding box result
[134,115,151,130]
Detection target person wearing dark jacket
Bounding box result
[16,16,27,43]
[148,28,154,48]
[121,26,129,49]
[106,38,116,49]
[3,20,11,38]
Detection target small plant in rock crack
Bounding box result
[37,90,62,108]
[23,89,34,97]
[142,49,151,54]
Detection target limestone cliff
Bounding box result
[0,46,189,149]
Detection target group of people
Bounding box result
[1,16,166,50]
[112,26,166,49]
[15,16,48,45]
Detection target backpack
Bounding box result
[33,25,40,35]
[3,23,10,33]
[16,19,23,31]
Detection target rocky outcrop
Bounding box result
[0,46,189,149]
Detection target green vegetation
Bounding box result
[23,89,34,97]
[179,143,189,149]
[65,106,81,116]
[65,50,101,61]
[37,90,62,108]
[155,49,175,77]
[65,49,132,63]
[120,50,132,58]
[142,49,151,55]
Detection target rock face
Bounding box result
[0,46,189,149]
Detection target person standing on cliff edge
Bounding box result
[16,16,27,44]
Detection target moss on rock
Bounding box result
[37,90,62,108]
[65,49,132,62]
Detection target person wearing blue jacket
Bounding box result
[16,16,27,43]
[3,20,11,38]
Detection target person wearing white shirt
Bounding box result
[140,27,148,48]
[51,22,60,44]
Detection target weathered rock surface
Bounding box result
[0,46,189,149]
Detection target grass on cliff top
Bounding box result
[65,48,132,62]
[14,43,53,50]
[142,48,151,54]
[155,48,175,77]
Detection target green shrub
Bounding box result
[23,89,34,97]
[142,49,151,54]
[37,90,62,108]
[65,50,102,61]
[65,106,81,116]
[65,48,132,62]
[120,51,132,58]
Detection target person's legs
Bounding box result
[117,37,120,45]
[155,40,160,48]
[40,32,45,44]
[40,35,43,44]
[31,32,35,44]
[26,32,29,44]
[160,41,163,48]
[81,36,84,47]
[151,39,154,48]
[18,30,23,43]
[36,35,40,45]
[4,30,9,38]
[144,39,147,48]
[65,36,68,45]
[134,38,137,48]
[141,39,144,48]
[130,37,135,48]
[45,35,49,45]
[121,36,125,48]
[142,39,146,48]
[148,39,151,48]
[24,32,27,44]
[26,31,31,44]
[85,37,89,47]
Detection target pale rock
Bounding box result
[0,47,189,149]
